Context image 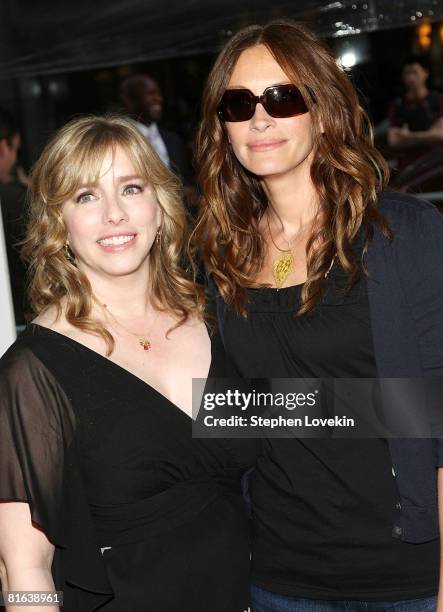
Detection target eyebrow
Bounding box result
[115,174,145,183]
[75,175,145,190]
[226,80,292,90]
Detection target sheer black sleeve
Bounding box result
[0,343,113,611]
[0,347,75,534]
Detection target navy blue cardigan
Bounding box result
[212,190,443,544]
[366,191,443,543]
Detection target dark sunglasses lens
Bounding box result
[264,85,308,117]
[218,90,254,122]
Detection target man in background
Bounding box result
[388,57,443,181]
[120,74,194,191]
[0,108,28,325]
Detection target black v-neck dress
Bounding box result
[0,323,256,612]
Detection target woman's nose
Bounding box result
[103,195,129,224]
[249,102,273,132]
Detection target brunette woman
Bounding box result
[195,20,443,612]
[0,115,253,611]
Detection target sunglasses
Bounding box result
[217,84,309,122]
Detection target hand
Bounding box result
[429,118,443,141]
[397,124,411,137]
[16,166,30,188]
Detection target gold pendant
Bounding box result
[273,251,293,289]
[139,337,151,351]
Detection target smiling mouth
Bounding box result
[97,234,136,247]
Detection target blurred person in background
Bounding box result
[0,107,29,325]
[195,19,443,612]
[388,57,443,190]
[121,74,198,211]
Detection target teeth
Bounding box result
[98,235,135,247]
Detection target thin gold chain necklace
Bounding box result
[102,304,160,351]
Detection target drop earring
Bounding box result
[64,242,75,263]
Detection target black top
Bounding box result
[0,323,256,612]
[223,260,439,601]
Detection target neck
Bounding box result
[262,164,319,234]
[408,85,428,100]
[82,266,155,320]
[0,170,13,183]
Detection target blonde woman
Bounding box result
[0,116,253,611]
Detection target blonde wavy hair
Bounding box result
[194,19,392,316]
[23,114,204,354]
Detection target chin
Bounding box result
[99,254,150,277]
[246,162,296,179]
[239,153,289,176]
[102,263,147,277]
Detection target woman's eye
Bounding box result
[123,184,143,196]
[76,191,95,203]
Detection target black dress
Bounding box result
[0,323,255,612]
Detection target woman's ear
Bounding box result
[155,203,164,230]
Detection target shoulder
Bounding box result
[0,180,27,199]
[32,305,101,349]
[0,323,84,386]
[388,96,404,112]
[158,126,184,146]
[0,332,76,456]
[368,191,443,270]
[428,89,443,103]
[0,330,70,416]
[1,327,58,378]
[376,190,442,230]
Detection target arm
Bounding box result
[388,117,443,149]
[0,345,113,611]
[0,502,57,612]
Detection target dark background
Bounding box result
[0,0,442,172]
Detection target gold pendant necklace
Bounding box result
[266,212,296,289]
[266,211,317,289]
[272,251,294,289]
[102,304,159,351]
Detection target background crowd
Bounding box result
[0,8,442,327]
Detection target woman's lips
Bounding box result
[247,140,286,152]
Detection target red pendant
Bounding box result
[139,338,151,351]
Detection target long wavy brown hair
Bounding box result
[23,114,204,354]
[194,19,392,316]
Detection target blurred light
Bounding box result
[48,81,59,95]
[417,21,432,49]
[341,51,357,67]
[440,24,443,44]
[29,80,41,97]
[321,2,344,11]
